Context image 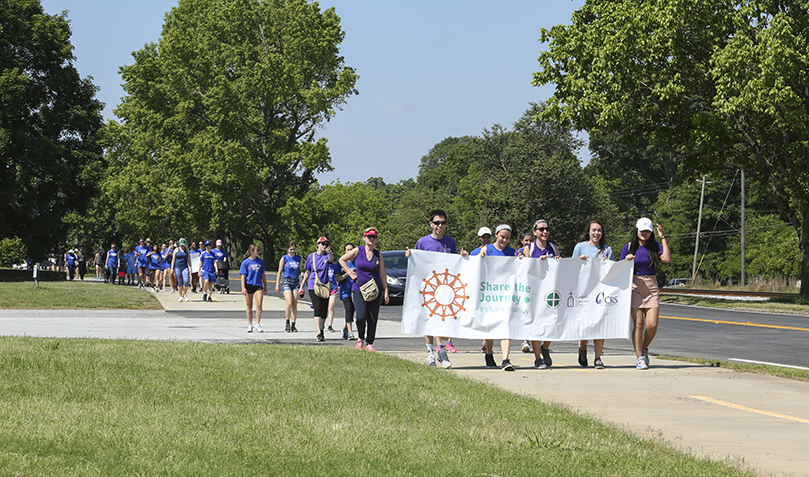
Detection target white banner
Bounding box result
[401,250,633,341]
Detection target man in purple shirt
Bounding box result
[406,209,467,368]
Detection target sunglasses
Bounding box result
[431,220,447,226]
[535,227,549,232]
[320,242,330,247]
[366,235,378,239]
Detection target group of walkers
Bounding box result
[89,237,230,303]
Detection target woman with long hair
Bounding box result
[339,227,389,351]
[572,220,615,369]
[522,219,560,369]
[620,217,672,370]
[240,243,267,333]
[299,237,332,342]
[172,238,191,302]
[338,243,356,340]
[275,241,301,333]
[146,243,163,292]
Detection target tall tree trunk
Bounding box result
[800,201,809,302]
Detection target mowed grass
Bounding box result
[662,294,809,315]
[0,280,162,310]
[0,338,754,476]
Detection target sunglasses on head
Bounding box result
[432,220,447,226]
[535,227,549,232]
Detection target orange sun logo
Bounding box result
[420,269,469,321]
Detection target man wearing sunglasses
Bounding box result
[405,209,467,368]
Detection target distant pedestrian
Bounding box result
[213,239,228,293]
[620,218,671,370]
[240,243,267,333]
[339,228,389,352]
[93,248,104,280]
[76,248,86,281]
[338,243,356,340]
[105,243,121,285]
[65,249,77,280]
[275,241,301,332]
[299,236,331,342]
[199,241,216,302]
[135,238,150,289]
[146,244,163,292]
[172,238,191,302]
[326,246,341,333]
[189,241,201,293]
[124,246,137,285]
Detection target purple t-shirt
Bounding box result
[351,246,382,293]
[526,241,558,258]
[305,252,330,289]
[620,242,663,276]
[415,235,457,254]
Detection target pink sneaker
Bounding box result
[446,342,457,353]
[365,343,375,352]
[355,339,364,350]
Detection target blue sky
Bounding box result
[40,0,587,184]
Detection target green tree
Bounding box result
[1,0,104,259]
[535,0,809,299]
[107,0,358,257]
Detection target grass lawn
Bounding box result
[0,338,755,476]
[0,280,162,310]
[661,294,809,315]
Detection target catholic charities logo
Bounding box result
[545,290,561,309]
[420,269,469,321]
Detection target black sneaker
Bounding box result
[540,347,553,368]
[285,321,291,333]
[484,353,497,368]
[534,358,546,369]
[502,359,515,371]
[578,347,588,368]
[327,326,336,333]
[342,327,349,340]
[594,358,604,369]
[291,323,298,332]
[316,333,325,342]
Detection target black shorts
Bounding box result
[244,284,262,295]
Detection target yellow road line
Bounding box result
[690,396,809,424]
[660,315,809,332]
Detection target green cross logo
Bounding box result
[545,291,561,309]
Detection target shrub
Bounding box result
[0,237,28,267]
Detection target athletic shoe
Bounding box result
[484,353,497,368]
[534,359,547,369]
[342,327,348,340]
[356,339,364,350]
[365,344,375,352]
[426,353,436,367]
[247,325,253,333]
[437,348,452,369]
[594,358,604,369]
[446,342,457,353]
[642,348,650,366]
[254,324,263,333]
[184,295,190,302]
[316,333,325,342]
[636,357,648,370]
[348,332,356,340]
[327,326,336,333]
[481,341,487,353]
[502,359,515,371]
[178,296,183,302]
[285,322,291,333]
[578,347,588,368]
[202,293,207,302]
[540,346,553,368]
[290,324,298,333]
[521,341,532,353]
[207,296,213,302]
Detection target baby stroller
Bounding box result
[214,260,230,294]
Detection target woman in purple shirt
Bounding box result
[299,236,332,342]
[521,219,560,370]
[339,227,389,351]
[620,217,672,370]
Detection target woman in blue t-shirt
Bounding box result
[172,239,191,302]
[105,243,120,285]
[274,241,301,333]
[146,244,163,292]
[240,243,266,333]
[620,217,672,370]
[572,220,615,369]
[338,243,356,340]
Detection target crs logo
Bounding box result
[595,291,619,305]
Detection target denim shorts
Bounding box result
[282,276,300,292]
[175,267,190,287]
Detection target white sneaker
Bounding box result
[521,340,532,353]
[254,324,263,333]
[437,348,452,369]
[636,357,648,370]
[184,295,189,302]
[642,348,650,366]
[426,353,436,367]
[247,325,253,333]
[178,296,184,302]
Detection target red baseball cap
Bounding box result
[317,236,329,243]
[363,228,379,236]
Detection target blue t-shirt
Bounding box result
[339,261,355,300]
[328,262,341,292]
[173,248,189,270]
[415,235,457,254]
[572,241,615,261]
[148,251,162,269]
[470,244,518,257]
[107,250,119,268]
[282,254,302,279]
[200,250,216,273]
[125,252,137,269]
[66,253,76,266]
[620,242,663,276]
[213,247,227,262]
[240,257,265,287]
[135,245,149,267]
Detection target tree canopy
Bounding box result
[106,0,358,255]
[1,0,104,258]
[535,0,809,299]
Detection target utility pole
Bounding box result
[692,175,708,281]
[741,169,746,286]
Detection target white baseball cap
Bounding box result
[636,217,654,232]
[477,227,492,237]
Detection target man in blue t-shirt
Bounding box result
[405,209,467,369]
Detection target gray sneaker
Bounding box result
[642,348,650,366]
[534,358,547,369]
[426,353,436,367]
[437,347,452,369]
[540,346,553,368]
[501,359,515,371]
